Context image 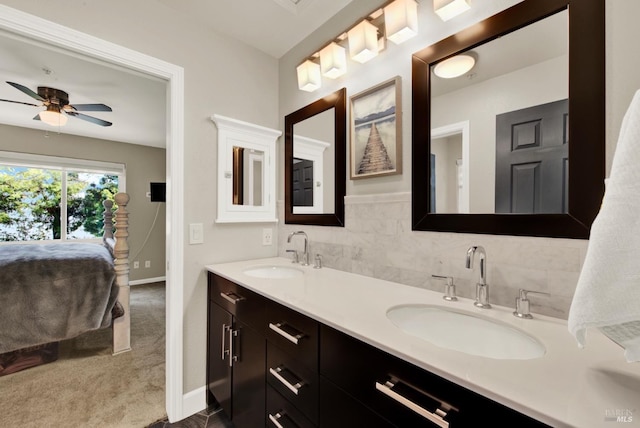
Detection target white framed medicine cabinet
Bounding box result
[211,114,281,223]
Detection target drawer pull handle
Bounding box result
[269,366,304,396]
[221,324,230,361]
[220,291,245,304]
[268,411,294,428]
[269,322,305,345]
[375,379,452,428]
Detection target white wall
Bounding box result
[0,0,280,393]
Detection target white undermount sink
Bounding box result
[243,265,304,279]
[386,304,545,360]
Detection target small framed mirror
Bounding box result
[285,88,346,226]
[211,114,281,223]
[411,0,604,238]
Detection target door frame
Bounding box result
[431,121,470,213]
[0,5,186,422]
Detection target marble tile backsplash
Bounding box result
[277,192,589,319]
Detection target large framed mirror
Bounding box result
[412,0,604,238]
[285,88,346,226]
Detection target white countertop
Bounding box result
[206,257,640,427]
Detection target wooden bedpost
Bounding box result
[103,199,114,243]
[111,193,131,355]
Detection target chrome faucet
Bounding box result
[465,246,491,309]
[287,231,309,266]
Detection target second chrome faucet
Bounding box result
[287,231,310,266]
[466,245,491,309]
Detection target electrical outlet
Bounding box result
[133,261,139,269]
[262,228,273,246]
[145,260,151,268]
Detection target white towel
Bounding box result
[567,90,640,362]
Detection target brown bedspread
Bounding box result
[0,242,118,354]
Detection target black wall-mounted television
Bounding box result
[150,182,166,202]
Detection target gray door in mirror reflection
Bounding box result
[292,158,314,207]
[495,99,568,214]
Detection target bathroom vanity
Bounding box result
[206,258,640,427]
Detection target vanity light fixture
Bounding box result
[296,0,426,91]
[434,0,470,22]
[320,42,347,79]
[296,59,322,92]
[348,19,379,63]
[39,105,68,127]
[384,0,419,44]
[433,54,475,78]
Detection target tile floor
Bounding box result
[147,407,233,428]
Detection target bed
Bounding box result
[0,193,131,374]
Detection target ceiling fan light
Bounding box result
[433,54,475,78]
[297,59,322,92]
[434,0,470,22]
[320,42,347,79]
[348,20,379,63]
[40,108,68,126]
[384,0,419,45]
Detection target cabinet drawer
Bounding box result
[320,325,549,427]
[267,385,316,428]
[267,341,319,424]
[266,300,318,369]
[209,272,266,329]
[319,377,393,428]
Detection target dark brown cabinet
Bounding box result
[207,273,266,427]
[207,272,550,428]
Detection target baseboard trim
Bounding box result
[181,386,207,420]
[129,276,166,286]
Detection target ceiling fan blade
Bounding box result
[67,103,112,112]
[6,81,45,102]
[66,111,112,127]
[0,98,40,107]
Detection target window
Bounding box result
[0,151,125,242]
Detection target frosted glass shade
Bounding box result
[39,109,68,126]
[348,20,379,63]
[320,42,347,79]
[434,0,470,22]
[296,60,321,92]
[384,0,418,45]
[433,54,475,78]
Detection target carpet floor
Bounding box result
[0,282,167,427]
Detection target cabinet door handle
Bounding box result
[269,322,305,345]
[228,327,238,367]
[221,323,230,361]
[268,411,296,428]
[220,291,245,305]
[269,366,304,395]
[375,378,454,428]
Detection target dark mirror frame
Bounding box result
[411,0,604,239]
[285,88,346,226]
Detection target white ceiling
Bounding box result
[0,0,354,148]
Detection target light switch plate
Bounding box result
[189,223,204,244]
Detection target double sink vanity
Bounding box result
[205,257,640,428]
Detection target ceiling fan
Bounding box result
[0,81,112,127]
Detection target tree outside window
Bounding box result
[0,166,119,241]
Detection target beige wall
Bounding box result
[0,0,280,393]
[0,124,166,281]
[277,0,640,317]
